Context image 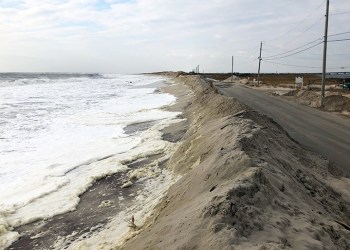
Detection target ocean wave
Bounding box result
[0,74,180,248]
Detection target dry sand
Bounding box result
[283,89,350,118]
[120,76,350,250]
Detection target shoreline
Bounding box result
[7,78,193,250]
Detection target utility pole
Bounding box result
[198,65,200,74]
[321,0,330,104]
[231,56,234,82]
[257,41,263,86]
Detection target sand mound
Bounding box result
[284,90,350,113]
[121,76,350,250]
[283,89,320,100]
[150,71,187,77]
[297,90,319,99]
[223,75,239,83]
[283,89,299,96]
[323,95,350,112]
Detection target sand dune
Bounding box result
[120,76,350,249]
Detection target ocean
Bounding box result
[0,73,181,249]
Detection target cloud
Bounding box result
[0,0,349,73]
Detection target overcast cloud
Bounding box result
[0,0,349,73]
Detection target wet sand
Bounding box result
[9,153,167,250]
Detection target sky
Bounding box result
[0,0,349,73]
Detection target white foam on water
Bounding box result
[53,119,183,250]
[64,170,177,250]
[0,213,19,250]
[0,73,179,248]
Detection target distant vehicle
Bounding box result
[341,82,350,90]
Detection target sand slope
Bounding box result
[121,76,350,250]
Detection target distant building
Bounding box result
[295,76,304,88]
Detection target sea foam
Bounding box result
[0,73,179,248]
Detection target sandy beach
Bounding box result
[6,75,350,249]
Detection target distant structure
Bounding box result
[295,76,304,89]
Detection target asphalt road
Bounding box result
[216,83,350,176]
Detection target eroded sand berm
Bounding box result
[121,76,350,250]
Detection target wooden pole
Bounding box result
[257,41,263,86]
[321,0,330,105]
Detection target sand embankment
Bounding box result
[283,89,350,117]
[121,75,350,249]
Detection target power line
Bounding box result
[268,15,324,46]
[255,1,349,75]
[328,53,350,56]
[264,36,350,61]
[284,56,322,61]
[263,42,323,60]
[263,60,350,70]
[264,37,323,59]
[266,0,326,42]
[262,60,321,69]
[329,31,350,37]
[285,16,324,44]
[288,1,325,31]
[263,36,349,61]
[330,11,350,15]
[328,38,350,42]
[274,10,323,47]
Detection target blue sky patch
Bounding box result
[94,0,111,10]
